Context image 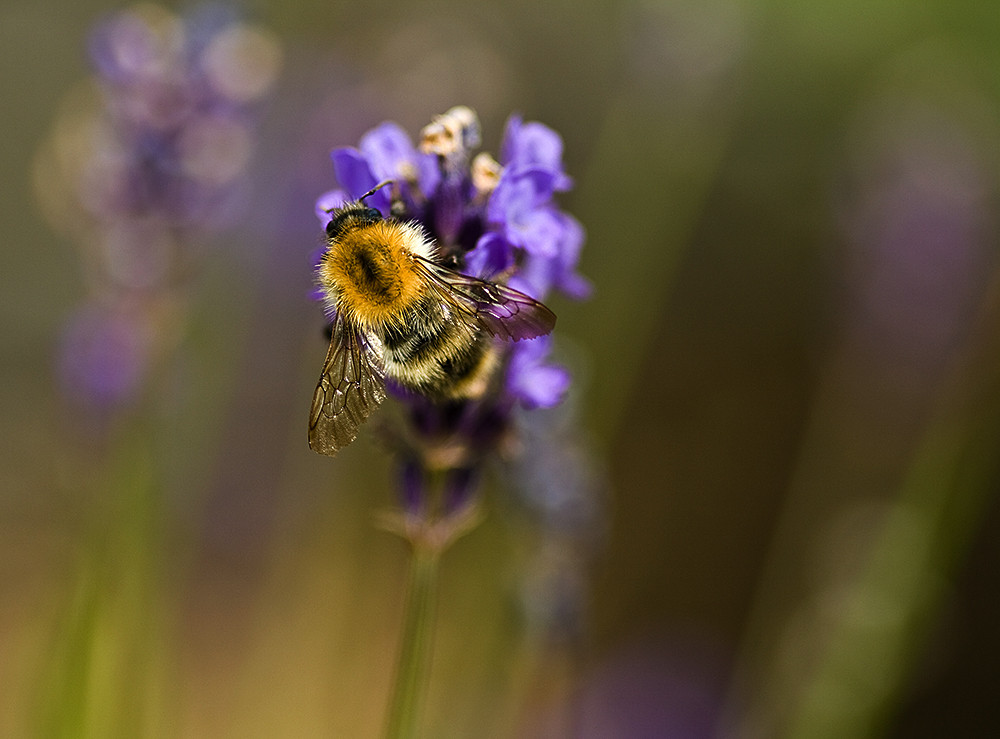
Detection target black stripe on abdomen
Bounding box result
[379,309,494,399]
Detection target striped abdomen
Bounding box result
[376,292,497,400]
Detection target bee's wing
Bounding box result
[412,257,556,341]
[308,315,387,456]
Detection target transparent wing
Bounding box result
[412,256,556,341]
[308,316,386,456]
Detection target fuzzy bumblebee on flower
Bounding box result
[309,108,588,525]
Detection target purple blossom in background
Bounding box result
[58,303,153,410]
[314,107,589,512]
[37,4,280,413]
[511,392,608,646]
[84,4,280,231]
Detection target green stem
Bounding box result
[384,545,441,739]
[36,422,164,738]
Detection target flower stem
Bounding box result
[384,544,441,739]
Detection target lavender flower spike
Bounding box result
[38,3,281,413]
[312,107,589,523]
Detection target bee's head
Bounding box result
[324,180,393,242]
[325,205,383,241]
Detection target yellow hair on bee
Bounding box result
[319,219,433,332]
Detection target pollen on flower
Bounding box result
[396,160,420,185]
[420,106,481,158]
[471,152,503,199]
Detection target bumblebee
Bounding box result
[308,184,557,456]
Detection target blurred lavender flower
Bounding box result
[314,107,589,531]
[32,8,281,732]
[512,395,608,645]
[36,3,281,414]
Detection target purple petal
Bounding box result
[521,207,569,258]
[501,115,572,190]
[499,114,524,166]
[360,122,418,180]
[314,188,348,224]
[416,151,442,197]
[517,364,570,408]
[556,270,593,301]
[330,147,391,215]
[551,213,592,299]
[506,336,570,408]
[465,232,515,278]
[511,212,590,301]
[330,147,377,199]
[359,121,441,198]
[512,256,588,303]
[509,265,552,301]
[488,167,556,226]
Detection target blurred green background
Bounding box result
[4,0,1000,736]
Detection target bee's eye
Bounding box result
[326,217,346,240]
[326,206,384,241]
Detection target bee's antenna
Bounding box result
[359,180,393,203]
[321,180,394,218]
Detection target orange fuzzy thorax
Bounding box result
[318,220,429,332]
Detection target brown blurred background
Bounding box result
[4,0,1000,736]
